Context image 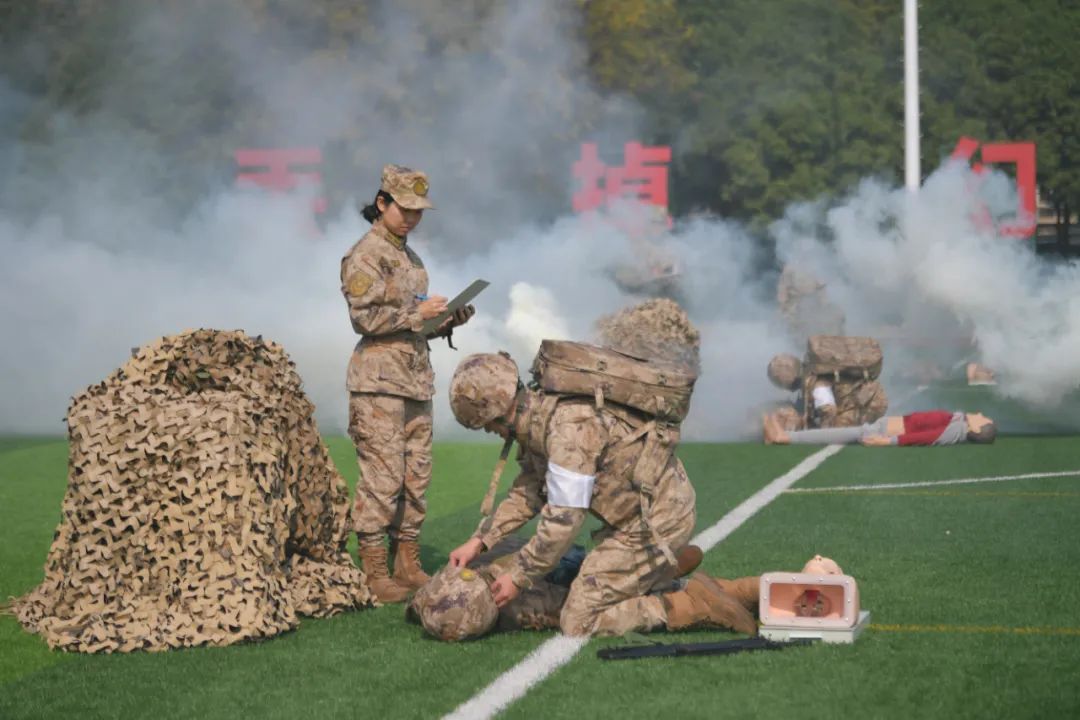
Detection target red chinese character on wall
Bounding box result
[573,142,671,214]
[951,137,1037,238]
[234,148,328,224]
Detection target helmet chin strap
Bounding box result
[479,386,528,517]
[480,436,514,517]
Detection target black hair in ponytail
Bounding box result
[361,190,395,224]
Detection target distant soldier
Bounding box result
[443,353,758,638]
[776,265,845,344]
[341,164,474,603]
[765,336,888,434]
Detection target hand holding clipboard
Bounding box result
[422,279,490,336]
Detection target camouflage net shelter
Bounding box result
[594,298,701,372]
[9,329,373,653]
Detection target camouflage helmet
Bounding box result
[767,353,802,390]
[449,352,520,429]
[411,565,498,641]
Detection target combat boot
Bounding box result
[662,573,757,635]
[358,545,410,603]
[713,576,761,612]
[674,544,703,578]
[391,539,431,590]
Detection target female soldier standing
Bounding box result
[341,164,473,602]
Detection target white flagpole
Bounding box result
[904,0,921,192]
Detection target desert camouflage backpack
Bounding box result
[529,340,696,422]
[524,340,698,566]
[801,335,888,427]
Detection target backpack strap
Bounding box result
[630,422,680,568]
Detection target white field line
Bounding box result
[785,469,1080,494]
[442,444,844,720]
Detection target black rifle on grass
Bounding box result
[597,636,815,661]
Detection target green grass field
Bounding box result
[2,435,1079,719]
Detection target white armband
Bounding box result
[545,462,595,509]
[812,385,836,408]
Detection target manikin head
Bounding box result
[964,412,997,444]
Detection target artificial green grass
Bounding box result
[2,437,1079,719]
[510,440,1080,720]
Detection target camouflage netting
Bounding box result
[9,329,374,653]
[594,299,701,372]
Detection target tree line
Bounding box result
[1,0,1077,239]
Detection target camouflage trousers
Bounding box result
[497,581,570,632]
[348,392,432,549]
[560,512,696,637]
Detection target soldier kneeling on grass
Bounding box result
[408,536,761,641]
[439,351,759,638]
[766,336,889,433]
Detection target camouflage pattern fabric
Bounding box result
[826,380,888,427]
[409,564,499,641]
[559,514,692,637]
[767,353,802,391]
[406,536,568,641]
[9,330,373,653]
[471,392,697,636]
[447,352,520,429]
[348,393,433,548]
[380,164,434,210]
[341,223,433,400]
[594,298,700,372]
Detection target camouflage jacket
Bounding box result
[473,392,695,590]
[340,224,434,400]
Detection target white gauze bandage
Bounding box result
[812,384,837,408]
[545,462,595,509]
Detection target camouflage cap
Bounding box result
[449,353,520,429]
[767,353,802,390]
[411,564,498,641]
[380,164,434,210]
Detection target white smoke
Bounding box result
[774,163,1080,423]
[1,0,1078,442]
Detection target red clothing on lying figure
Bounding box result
[898,410,959,446]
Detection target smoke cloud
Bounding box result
[1,0,1077,441]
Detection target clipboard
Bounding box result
[422,279,490,334]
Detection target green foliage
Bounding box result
[584,0,1080,226]
[2,0,1079,227]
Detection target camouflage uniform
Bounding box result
[473,391,697,637]
[340,166,436,550]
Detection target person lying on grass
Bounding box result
[763,409,997,446]
[405,537,754,642]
